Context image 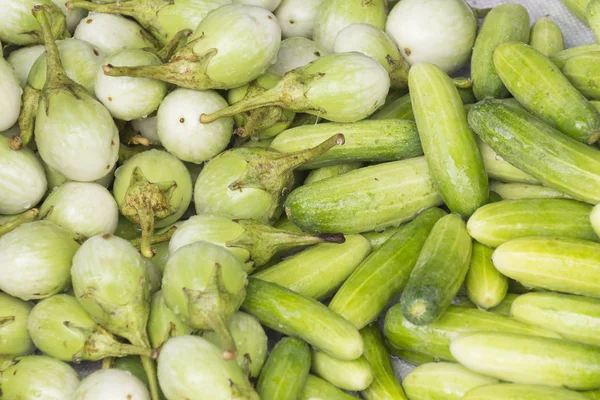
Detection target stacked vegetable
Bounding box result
[2,0,600,399]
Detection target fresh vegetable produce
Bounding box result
[562,52,600,100]
[551,43,600,68]
[0,292,34,356]
[275,0,323,39]
[0,0,67,45]
[488,293,520,316]
[465,242,508,309]
[562,0,591,24]
[370,92,414,121]
[592,204,600,237]
[6,44,45,87]
[464,384,589,400]
[489,181,570,200]
[0,57,22,132]
[147,290,192,349]
[73,369,150,400]
[270,37,327,76]
[477,139,538,184]
[589,0,600,40]
[529,17,565,56]
[311,351,373,391]
[300,375,359,400]
[304,163,363,184]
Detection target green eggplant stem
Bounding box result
[130,226,177,249]
[101,357,114,369]
[11,87,42,150]
[452,77,472,89]
[201,87,284,124]
[32,5,71,89]
[157,29,193,62]
[0,209,39,236]
[119,143,162,164]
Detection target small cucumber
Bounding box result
[589,0,600,41]
[370,93,414,121]
[465,242,508,309]
[409,63,488,217]
[592,204,600,237]
[304,163,363,185]
[562,0,592,24]
[257,337,312,400]
[551,43,600,68]
[562,52,600,100]
[285,157,443,234]
[361,226,403,251]
[269,120,422,169]
[241,278,363,361]
[469,100,600,203]
[463,384,590,400]
[450,332,600,390]
[311,351,373,391]
[467,199,597,248]
[471,4,531,100]
[493,42,600,144]
[300,375,359,400]
[488,293,520,316]
[493,237,600,298]
[403,362,499,400]
[388,347,435,366]
[253,235,371,301]
[489,182,569,200]
[529,17,565,56]
[360,324,407,400]
[329,208,446,329]
[478,139,538,184]
[511,292,600,347]
[400,214,473,325]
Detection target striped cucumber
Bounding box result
[304,163,363,185]
[256,337,311,400]
[488,293,520,316]
[311,351,373,391]
[329,208,446,329]
[285,157,443,234]
[370,92,414,121]
[478,139,538,184]
[551,43,600,68]
[493,42,600,144]
[468,100,600,204]
[409,63,488,217]
[562,52,600,100]
[465,242,508,309]
[471,3,531,100]
[467,199,597,248]
[529,17,565,56]
[300,375,359,400]
[450,332,600,390]
[241,278,363,360]
[400,214,473,325]
[463,384,590,400]
[489,182,569,200]
[493,237,600,298]
[362,226,403,251]
[269,120,422,169]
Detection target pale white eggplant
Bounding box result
[131,116,160,145]
[0,58,22,131]
[73,369,150,400]
[6,45,45,87]
[0,292,35,356]
[275,0,324,39]
[0,0,68,45]
[270,37,328,75]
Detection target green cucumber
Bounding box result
[409,63,488,217]
[489,182,569,200]
[562,0,592,24]
[467,199,597,248]
[454,298,477,309]
[551,43,600,69]
[529,17,565,56]
[465,242,508,309]
[493,237,600,298]
[304,163,363,185]
[493,42,600,144]
[478,139,538,184]
[584,389,600,399]
[361,226,403,251]
[241,278,363,361]
[488,293,520,316]
[285,157,443,234]
[589,0,600,41]
[253,235,371,301]
[471,4,531,100]
[463,384,590,400]
[311,351,373,391]
[511,292,600,347]
[562,52,600,100]
[400,214,473,325]
[488,191,502,203]
[403,362,499,400]
[450,332,600,390]
[383,305,560,362]
[329,208,446,329]
[360,324,407,400]
[387,347,435,366]
[300,375,359,400]
[269,120,422,169]
[256,337,311,400]
[468,99,600,203]
[370,93,414,121]
[592,204,600,237]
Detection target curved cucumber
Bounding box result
[551,43,600,68]
[463,384,590,400]
[304,163,363,185]
[562,52,600,100]
[529,17,565,56]
[311,351,373,391]
[465,242,508,309]
[489,182,569,201]
[478,139,538,184]
[300,375,359,400]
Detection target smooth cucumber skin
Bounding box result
[388,347,435,366]
[285,157,443,234]
[563,52,600,100]
[361,226,403,251]
[493,237,600,298]
[409,63,488,217]
[370,93,414,120]
[465,242,508,309]
[241,278,363,361]
[471,4,530,100]
[488,293,520,316]
[329,208,446,329]
[478,139,538,184]
[551,43,600,69]
[529,17,565,56]
[299,375,359,400]
[468,100,600,204]
[400,214,473,325]
[467,199,597,248]
[311,351,373,391]
[463,384,589,400]
[304,163,363,185]
[493,42,600,144]
[450,332,600,390]
[489,181,569,201]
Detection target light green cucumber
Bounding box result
[269,120,422,169]
[362,226,403,251]
[383,305,560,362]
[311,351,373,391]
[584,389,600,399]
[454,298,477,309]
[551,43,600,68]
[465,242,508,309]
[300,375,359,400]
[360,324,407,400]
[488,293,520,316]
[242,278,363,361]
[468,100,600,203]
[592,204,600,238]
[562,0,592,24]
[488,191,502,203]
[409,63,488,217]
[463,384,590,400]
[329,208,446,329]
[589,0,600,41]
[478,139,538,184]
[370,93,414,121]
[489,182,569,200]
[256,337,311,400]
[403,362,499,400]
[562,52,600,100]
[467,199,597,248]
[253,235,371,301]
[285,157,443,234]
[400,214,473,325]
[471,3,531,100]
[493,42,600,144]
[388,347,435,366]
[529,17,565,56]
[493,237,600,298]
[304,163,363,185]
[450,332,600,390]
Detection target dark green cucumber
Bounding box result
[465,242,508,309]
[300,375,359,400]
[562,52,600,100]
[529,17,565,56]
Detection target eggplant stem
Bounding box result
[157,29,193,62]
[31,5,70,89]
[130,226,177,249]
[267,133,345,175]
[101,357,114,369]
[201,88,284,124]
[0,209,39,236]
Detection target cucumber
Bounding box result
[551,43,600,69]
[300,375,359,400]
[468,100,600,204]
[403,362,499,400]
[493,237,600,298]
[361,226,403,251]
[467,199,597,248]
[463,384,590,400]
[511,292,600,347]
[285,157,443,234]
[388,347,435,366]
[253,235,371,301]
[450,332,600,390]
[471,4,531,100]
[529,17,565,56]
[488,191,502,203]
[329,208,446,329]
[478,139,538,184]
[592,204,600,237]
[400,214,472,325]
[269,120,422,169]
[493,42,600,144]
[589,0,600,41]
[488,293,520,316]
[454,298,477,309]
[465,242,508,309]
[562,52,600,100]
[584,389,600,399]
[383,305,560,362]
[360,324,407,400]
[311,351,373,391]
[409,63,488,217]
[562,0,592,24]
[242,278,363,360]
[370,93,414,121]
[489,182,569,200]
[304,163,363,185]
[457,86,477,105]
[257,337,311,400]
